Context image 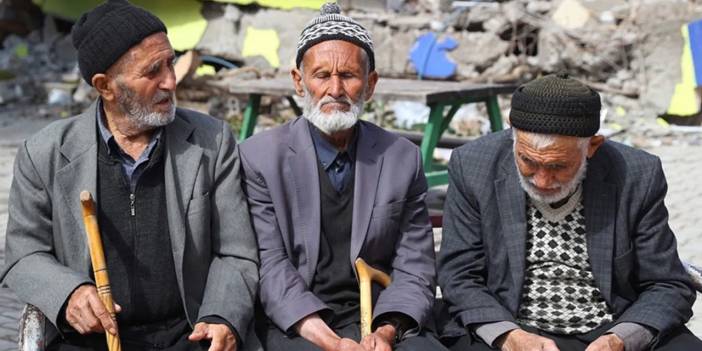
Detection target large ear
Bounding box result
[291,68,304,97]
[92,73,116,102]
[364,70,379,101]
[587,135,606,158]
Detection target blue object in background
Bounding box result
[688,19,702,86]
[409,32,458,79]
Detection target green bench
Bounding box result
[209,77,516,187]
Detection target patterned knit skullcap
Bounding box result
[296,2,375,71]
[510,73,601,137]
[71,0,167,85]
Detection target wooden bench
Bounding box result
[208,77,516,187]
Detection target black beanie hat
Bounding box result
[509,73,601,137]
[71,0,167,85]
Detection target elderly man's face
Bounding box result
[292,40,378,134]
[513,131,602,203]
[108,32,177,129]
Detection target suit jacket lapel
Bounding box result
[56,101,100,270]
[495,151,528,299]
[583,153,616,303]
[288,119,321,282]
[351,122,382,262]
[163,112,202,293]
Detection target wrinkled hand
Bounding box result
[585,334,624,351]
[188,322,237,351]
[65,284,121,335]
[498,329,560,351]
[335,338,367,351]
[360,324,396,351]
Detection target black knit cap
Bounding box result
[71,0,167,85]
[296,3,375,71]
[509,73,601,137]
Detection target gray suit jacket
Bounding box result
[437,130,696,340]
[239,117,436,333]
[2,101,261,349]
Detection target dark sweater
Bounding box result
[310,158,360,328]
[96,134,184,326]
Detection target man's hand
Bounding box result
[360,324,396,351]
[498,329,560,351]
[336,338,367,351]
[585,334,624,351]
[65,284,121,335]
[188,322,237,351]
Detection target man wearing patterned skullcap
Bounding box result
[438,73,702,351]
[240,3,447,351]
[1,1,260,350]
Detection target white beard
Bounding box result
[516,154,588,204]
[302,87,365,134]
[116,81,176,130]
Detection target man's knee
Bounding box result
[395,332,450,351]
[654,326,702,350]
[441,335,494,351]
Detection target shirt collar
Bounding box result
[96,98,163,159]
[308,121,358,171]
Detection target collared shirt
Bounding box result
[308,122,357,193]
[96,99,162,191]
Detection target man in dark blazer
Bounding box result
[438,74,701,351]
[2,2,259,350]
[239,3,444,351]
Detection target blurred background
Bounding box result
[1,0,702,349]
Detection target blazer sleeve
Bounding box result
[372,147,436,328]
[613,157,695,336]
[437,150,517,328]
[239,147,327,332]
[196,122,260,342]
[1,141,93,328]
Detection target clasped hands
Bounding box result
[65,284,237,351]
[296,313,397,351]
[498,328,624,351]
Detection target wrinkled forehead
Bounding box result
[302,40,367,70]
[114,32,174,73]
[514,130,584,157]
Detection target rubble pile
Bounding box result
[1,0,702,146]
[0,0,92,117]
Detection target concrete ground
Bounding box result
[0,112,700,349]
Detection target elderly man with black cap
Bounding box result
[1,1,260,350]
[239,3,445,351]
[437,73,702,351]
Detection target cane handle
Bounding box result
[355,258,392,338]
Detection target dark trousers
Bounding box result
[48,317,209,351]
[260,322,448,351]
[445,325,702,351]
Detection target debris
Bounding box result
[409,32,458,79]
[391,101,429,129]
[175,50,200,85]
[47,87,71,106]
[449,32,509,71]
[241,27,281,69]
[552,0,591,30]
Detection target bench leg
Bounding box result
[486,96,504,132]
[420,103,447,172]
[240,94,261,141]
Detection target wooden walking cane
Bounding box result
[354,258,392,338]
[80,191,122,351]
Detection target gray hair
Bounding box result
[512,128,590,154]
